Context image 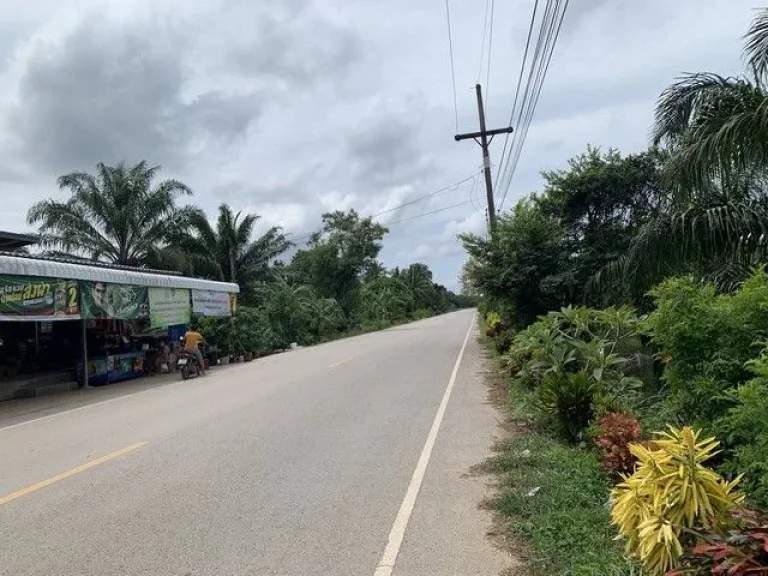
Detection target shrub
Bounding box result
[411,308,432,321]
[718,376,768,509]
[594,412,642,479]
[537,371,595,443]
[611,427,743,576]
[493,328,516,355]
[485,310,502,337]
[646,271,768,424]
[674,509,768,576]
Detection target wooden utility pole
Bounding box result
[454,84,514,228]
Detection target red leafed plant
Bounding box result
[669,510,768,575]
[593,412,641,478]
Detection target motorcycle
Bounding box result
[178,341,205,380]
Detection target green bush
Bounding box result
[646,270,768,424]
[507,305,650,435]
[194,316,235,356]
[411,308,432,321]
[537,371,595,443]
[493,328,516,355]
[716,344,768,508]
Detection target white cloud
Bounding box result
[0,0,758,288]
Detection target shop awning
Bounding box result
[0,253,239,293]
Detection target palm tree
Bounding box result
[28,161,194,267]
[401,263,435,310]
[592,10,768,295]
[653,9,768,188]
[178,204,291,299]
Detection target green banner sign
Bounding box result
[0,275,79,318]
[81,282,148,320]
[149,287,190,328]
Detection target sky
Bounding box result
[0,0,760,289]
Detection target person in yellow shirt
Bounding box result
[182,324,206,375]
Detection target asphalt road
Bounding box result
[0,310,512,576]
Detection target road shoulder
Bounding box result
[391,328,524,576]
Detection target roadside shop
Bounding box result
[0,250,238,400]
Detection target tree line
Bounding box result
[463,7,768,322]
[25,161,473,352]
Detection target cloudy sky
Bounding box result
[0,0,759,288]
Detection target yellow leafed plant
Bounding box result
[610,426,743,575]
[485,311,501,337]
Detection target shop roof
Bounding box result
[0,231,39,250]
[0,252,239,293]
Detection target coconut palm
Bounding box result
[177,203,291,299]
[27,161,194,267]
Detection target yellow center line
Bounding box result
[328,357,353,369]
[0,441,148,506]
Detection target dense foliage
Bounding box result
[473,8,768,576]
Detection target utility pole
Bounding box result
[454,84,514,228]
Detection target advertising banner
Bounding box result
[81,282,148,320]
[0,275,79,319]
[191,290,232,317]
[148,287,190,328]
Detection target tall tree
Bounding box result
[538,146,670,303]
[177,203,291,301]
[291,210,388,319]
[400,263,435,312]
[359,275,413,326]
[28,161,193,267]
[461,198,570,326]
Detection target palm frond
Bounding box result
[590,199,768,296]
[652,73,741,147]
[745,8,768,85]
[654,74,768,189]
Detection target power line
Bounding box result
[496,0,569,212]
[445,0,460,132]
[484,0,495,109]
[502,0,568,204]
[289,172,482,245]
[384,200,474,227]
[371,172,480,219]
[499,0,556,200]
[494,0,540,195]
[477,0,491,83]
[500,0,568,211]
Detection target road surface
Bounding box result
[0,310,512,576]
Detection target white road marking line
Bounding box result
[373,313,475,576]
[328,357,353,369]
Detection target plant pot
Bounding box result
[219,356,230,365]
[244,352,253,362]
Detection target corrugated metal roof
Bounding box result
[0,253,239,293]
[0,231,39,250]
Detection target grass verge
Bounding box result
[484,347,634,576]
